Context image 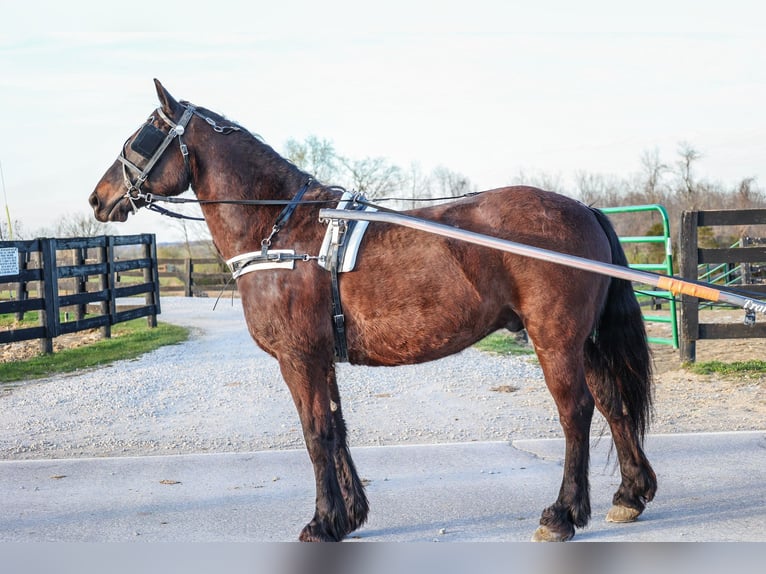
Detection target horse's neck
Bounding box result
[191,143,312,260]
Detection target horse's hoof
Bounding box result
[298,521,342,542]
[606,504,641,523]
[531,525,574,542]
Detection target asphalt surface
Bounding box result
[1,431,763,542]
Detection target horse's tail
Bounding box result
[586,208,653,440]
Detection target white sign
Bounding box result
[0,247,19,276]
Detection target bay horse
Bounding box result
[89,79,656,542]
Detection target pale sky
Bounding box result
[2,0,765,242]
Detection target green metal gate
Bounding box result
[600,205,678,348]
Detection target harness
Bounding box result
[117,105,361,362]
[224,189,376,363]
[117,102,477,362]
[225,179,319,278]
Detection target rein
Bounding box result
[135,190,483,222]
[119,99,483,221]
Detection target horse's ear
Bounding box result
[153,79,180,115]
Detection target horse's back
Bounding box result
[421,186,610,259]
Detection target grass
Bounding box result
[474,331,535,356]
[1,310,97,328]
[685,360,766,377]
[0,319,189,383]
[477,331,766,379]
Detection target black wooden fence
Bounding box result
[679,208,766,362]
[0,234,160,353]
[155,257,230,297]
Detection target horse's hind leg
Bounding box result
[280,355,368,541]
[584,344,657,522]
[531,344,595,542]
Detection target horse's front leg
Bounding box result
[280,355,367,541]
[327,368,369,532]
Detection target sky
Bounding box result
[2,0,765,243]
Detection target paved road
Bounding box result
[1,431,763,542]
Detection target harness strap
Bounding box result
[328,230,349,363]
[273,178,313,232]
[261,177,314,255]
[147,202,206,221]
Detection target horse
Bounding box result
[89,79,656,542]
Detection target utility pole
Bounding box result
[0,159,12,240]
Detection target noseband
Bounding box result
[116,104,197,213]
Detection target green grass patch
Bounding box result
[0,310,102,328]
[686,360,766,377]
[474,331,535,356]
[0,320,189,383]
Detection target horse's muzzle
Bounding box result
[89,189,129,222]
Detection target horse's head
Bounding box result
[89,79,194,222]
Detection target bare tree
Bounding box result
[401,162,431,210]
[339,156,404,199]
[639,148,669,204]
[284,136,339,184]
[56,212,112,237]
[430,166,476,199]
[735,177,761,209]
[511,169,564,194]
[675,141,702,209]
[574,172,625,207]
[0,218,25,241]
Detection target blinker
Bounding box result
[131,123,166,159]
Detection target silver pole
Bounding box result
[318,208,766,317]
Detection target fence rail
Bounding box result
[0,234,160,353]
[679,208,766,362]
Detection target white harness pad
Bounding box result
[318,192,377,273]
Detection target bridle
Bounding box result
[117,104,194,213]
[115,105,483,220]
[116,102,243,215]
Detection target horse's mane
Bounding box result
[185,101,314,194]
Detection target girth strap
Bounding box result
[327,224,349,363]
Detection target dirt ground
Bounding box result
[644,307,764,373]
[645,308,765,434]
[1,329,102,363]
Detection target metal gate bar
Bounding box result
[600,205,678,347]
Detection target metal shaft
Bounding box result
[318,208,766,317]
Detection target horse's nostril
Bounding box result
[88,191,100,209]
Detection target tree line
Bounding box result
[285,136,765,254]
[3,138,762,261]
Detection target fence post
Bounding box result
[74,246,87,320]
[142,236,159,327]
[14,249,28,322]
[98,238,111,339]
[39,238,60,354]
[107,236,118,326]
[184,256,193,297]
[679,211,699,362]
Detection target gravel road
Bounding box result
[1,298,763,460]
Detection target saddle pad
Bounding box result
[318,192,377,273]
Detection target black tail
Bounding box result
[586,208,653,440]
